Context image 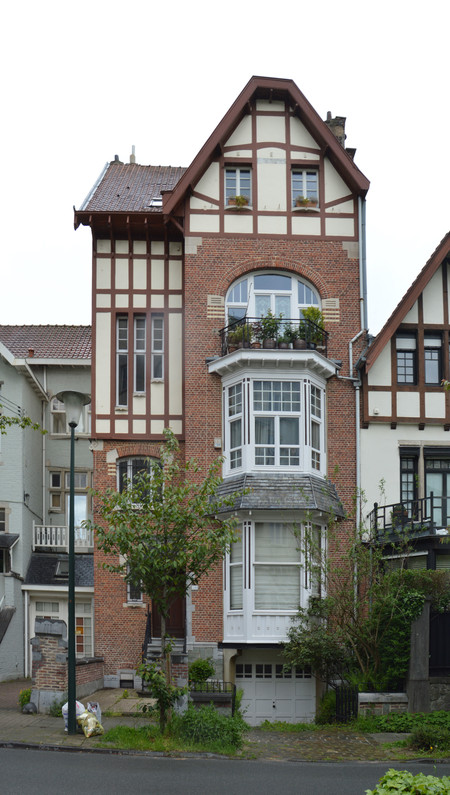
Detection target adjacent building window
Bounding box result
[424,334,442,384]
[396,334,417,384]
[151,315,164,380]
[400,455,418,506]
[134,316,146,393]
[0,507,6,533]
[116,316,129,405]
[49,470,89,531]
[292,169,319,206]
[225,167,252,206]
[50,398,90,434]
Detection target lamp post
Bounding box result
[56,390,91,735]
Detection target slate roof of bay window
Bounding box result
[79,162,186,213]
[214,473,345,517]
[0,326,91,360]
[25,553,94,587]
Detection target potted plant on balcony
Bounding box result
[301,306,325,348]
[227,323,251,351]
[285,323,307,349]
[295,195,318,209]
[228,194,249,208]
[258,311,283,348]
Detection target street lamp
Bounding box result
[56,390,91,735]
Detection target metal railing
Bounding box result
[32,521,94,551]
[219,316,328,357]
[368,493,450,536]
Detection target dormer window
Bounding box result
[225,167,252,207]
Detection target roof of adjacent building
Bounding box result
[213,473,345,517]
[363,232,450,372]
[25,553,94,587]
[79,162,186,213]
[0,326,91,360]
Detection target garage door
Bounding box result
[235,650,316,726]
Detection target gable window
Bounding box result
[225,167,252,207]
[134,316,146,393]
[117,316,128,405]
[396,334,417,384]
[292,169,318,207]
[151,315,164,380]
[424,334,442,385]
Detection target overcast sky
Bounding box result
[1,0,448,335]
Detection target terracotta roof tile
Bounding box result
[0,325,91,360]
[81,162,186,213]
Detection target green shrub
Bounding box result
[173,703,244,748]
[18,688,31,710]
[410,724,450,752]
[365,710,450,734]
[188,658,215,683]
[315,689,336,725]
[366,768,450,794]
[48,699,65,717]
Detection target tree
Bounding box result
[86,428,242,730]
[284,521,450,691]
[0,409,43,435]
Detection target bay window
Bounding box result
[254,522,300,610]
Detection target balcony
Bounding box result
[219,317,328,358]
[367,494,450,541]
[32,521,94,552]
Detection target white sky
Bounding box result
[1,0,448,334]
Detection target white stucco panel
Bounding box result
[325,217,355,238]
[368,345,392,387]
[256,99,285,112]
[151,259,165,290]
[169,260,182,290]
[151,419,165,434]
[328,200,354,213]
[224,149,252,159]
[169,419,182,434]
[132,419,146,434]
[168,313,182,414]
[132,395,146,416]
[257,161,287,211]
[224,214,254,234]
[133,294,147,308]
[150,294,164,308]
[96,258,111,289]
[189,214,220,234]
[96,294,111,309]
[257,216,287,235]
[115,240,128,254]
[425,392,446,418]
[133,259,147,290]
[168,295,182,308]
[194,161,220,200]
[151,241,164,255]
[133,241,146,255]
[169,242,182,255]
[225,116,252,148]
[368,391,392,417]
[291,216,321,236]
[97,240,111,254]
[190,196,218,210]
[324,160,351,203]
[95,419,110,434]
[397,392,420,417]
[361,425,401,511]
[115,294,128,308]
[402,301,418,323]
[256,115,286,143]
[423,270,444,324]
[115,419,129,434]
[115,258,129,290]
[150,382,164,414]
[290,116,319,149]
[95,312,111,414]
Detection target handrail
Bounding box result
[367,492,450,535]
[32,521,94,551]
[219,316,328,357]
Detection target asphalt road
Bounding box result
[2,748,450,794]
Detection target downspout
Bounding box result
[358,196,368,332]
[42,367,47,530]
[24,589,29,677]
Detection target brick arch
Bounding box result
[108,441,162,461]
[223,259,329,301]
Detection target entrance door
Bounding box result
[152,596,185,639]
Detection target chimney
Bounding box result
[28,348,34,358]
[130,145,136,164]
[110,154,123,165]
[325,112,347,148]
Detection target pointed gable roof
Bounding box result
[363,232,450,372]
[163,75,369,215]
[0,325,91,361]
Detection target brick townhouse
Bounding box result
[74,75,370,724]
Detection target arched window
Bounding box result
[226,272,319,325]
[117,457,159,493]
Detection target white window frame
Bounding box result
[226,271,320,326]
[225,167,252,207]
[151,315,164,381]
[116,316,129,406]
[48,469,90,527]
[291,169,319,207]
[134,316,146,393]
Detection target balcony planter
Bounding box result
[263,339,277,349]
[228,195,249,208]
[295,195,318,209]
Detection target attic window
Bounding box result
[55,560,69,578]
[148,197,162,207]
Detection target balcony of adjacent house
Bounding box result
[219,316,329,358]
[32,520,94,553]
[367,493,450,543]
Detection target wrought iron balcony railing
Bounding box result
[219,316,328,357]
[368,493,450,538]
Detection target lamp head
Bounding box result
[56,390,91,428]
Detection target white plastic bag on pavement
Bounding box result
[61,700,85,732]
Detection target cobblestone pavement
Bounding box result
[0,680,423,762]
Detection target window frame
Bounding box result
[226,271,320,326]
[151,314,164,381]
[116,316,129,406]
[134,316,146,393]
[396,333,417,385]
[291,169,319,207]
[424,334,442,385]
[225,167,252,207]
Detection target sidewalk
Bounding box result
[0,681,418,761]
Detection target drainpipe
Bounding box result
[358,197,368,332]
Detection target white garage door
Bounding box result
[235,650,316,726]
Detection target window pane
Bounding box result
[255,565,300,609]
[254,274,291,291]
[280,417,299,446]
[255,523,299,562]
[230,565,243,609]
[255,417,274,444]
